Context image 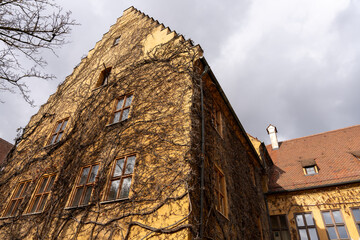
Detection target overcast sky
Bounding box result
[1,0,360,145]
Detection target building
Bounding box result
[265,124,360,240]
[0,138,12,164]
[0,7,270,239]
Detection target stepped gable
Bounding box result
[267,124,360,192]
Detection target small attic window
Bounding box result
[300,159,318,176]
[304,165,318,176]
[113,36,121,46]
[96,67,111,87]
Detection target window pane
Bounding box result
[116,99,124,110]
[337,226,348,239]
[79,167,90,184]
[299,229,308,240]
[57,132,63,142]
[38,177,48,193]
[273,231,281,240]
[332,210,343,223]
[88,165,99,183]
[15,183,24,198]
[296,214,305,227]
[21,182,30,197]
[279,215,288,228]
[119,177,132,199]
[82,186,93,205]
[124,156,136,174]
[113,159,125,177]
[271,216,280,229]
[121,108,130,121]
[38,195,48,212]
[352,208,360,221]
[306,167,316,175]
[113,112,121,123]
[108,180,120,200]
[281,230,291,240]
[61,120,68,130]
[124,95,133,107]
[45,176,55,192]
[327,227,337,239]
[322,211,333,225]
[308,228,318,240]
[72,188,83,206]
[5,201,16,216]
[305,213,314,226]
[50,135,57,144]
[30,196,41,213]
[55,122,62,133]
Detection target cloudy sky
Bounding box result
[1,0,360,145]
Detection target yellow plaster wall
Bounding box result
[267,183,360,240]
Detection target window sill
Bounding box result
[105,119,128,128]
[305,173,318,176]
[216,209,230,221]
[100,198,129,205]
[92,84,108,91]
[43,141,61,150]
[64,204,95,210]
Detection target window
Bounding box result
[28,174,56,213]
[304,165,318,175]
[321,210,349,239]
[48,118,68,145]
[270,215,291,240]
[70,164,99,207]
[211,106,223,137]
[110,95,133,124]
[351,208,360,233]
[4,180,31,217]
[113,36,121,46]
[214,165,227,217]
[96,67,111,87]
[295,212,319,240]
[106,155,136,201]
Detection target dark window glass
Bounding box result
[106,156,136,201]
[111,95,133,124]
[295,213,318,240]
[70,164,99,207]
[321,210,349,240]
[28,174,56,213]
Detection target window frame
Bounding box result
[68,163,100,208]
[27,173,56,214]
[351,207,360,234]
[109,94,134,124]
[303,165,318,176]
[294,212,319,240]
[48,118,69,145]
[321,209,349,240]
[104,155,137,202]
[95,67,112,88]
[270,214,291,240]
[214,164,228,217]
[3,180,32,217]
[211,105,223,137]
[113,36,121,46]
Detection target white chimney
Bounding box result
[266,124,279,150]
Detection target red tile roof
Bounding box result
[267,125,360,192]
[0,138,12,164]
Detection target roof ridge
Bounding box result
[267,124,360,146]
